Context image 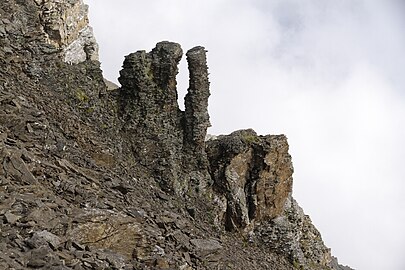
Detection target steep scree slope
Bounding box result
[0,1,352,269]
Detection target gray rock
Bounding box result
[4,211,21,225]
[190,238,222,257]
[27,230,62,249]
[255,197,334,269]
[0,25,6,36]
[331,256,355,270]
[27,246,52,267]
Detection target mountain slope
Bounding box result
[0,1,351,269]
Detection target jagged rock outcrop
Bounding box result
[36,0,98,63]
[256,198,333,269]
[206,130,336,269]
[0,1,353,269]
[115,43,346,269]
[206,129,293,231]
[118,42,185,194]
[118,42,210,195]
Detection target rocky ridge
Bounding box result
[0,1,352,269]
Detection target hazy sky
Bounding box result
[85,1,405,269]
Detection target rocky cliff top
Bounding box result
[0,1,352,269]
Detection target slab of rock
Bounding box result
[190,238,222,257]
[67,209,150,260]
[4,211,21,225]
[3,150,37,184]
[27,230,61,249]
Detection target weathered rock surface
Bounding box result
[0,0,353,269]
[118,42,210,195]
[184,46,211,167]
[255,198,332,269]
[206,129,293,231]
[38,0,99,63]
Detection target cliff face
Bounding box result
[35,0,98,63]
[0,1,351,270]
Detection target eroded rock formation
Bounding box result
[206,130,336,269]
[206,129,293,231]
[184,46,211,161]
[37,0,98,63]
[0,1,353,269]
[118,42,210,195]
[115,41,341,269]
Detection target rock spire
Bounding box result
[118,41,211,194]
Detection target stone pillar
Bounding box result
[184,46,211,152]
[118,42,185,194]
[117,42,211,195]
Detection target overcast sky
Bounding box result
[85,1,405,269]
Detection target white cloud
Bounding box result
[289,64,405,269]
[85,0,405,269]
